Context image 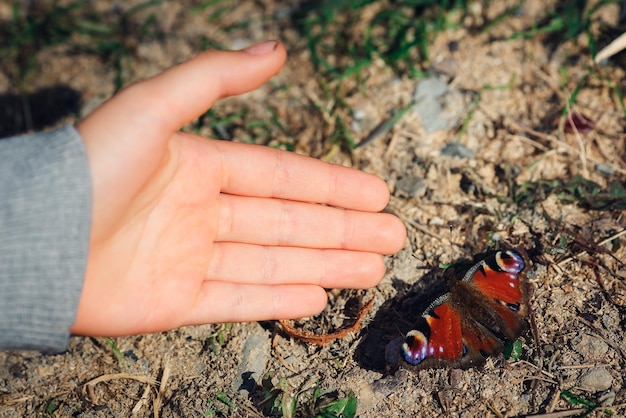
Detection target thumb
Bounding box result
[79,41,287,141]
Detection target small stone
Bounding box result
[429,217,445,226]
[413,98,447,133]
[395,176,427,199]
[578,367,613,391]
[595,163,613,176]
[414,77,448,101]
[598,390,616,406]
[352,108,366,120]
[413,77,450,133]
[440,142,475,159]
[571,334,609,361]
[232,323,271,395]
[354,380,376,412]
[351,109,376,135]
[449,368,463,388]
[384,337,404,371]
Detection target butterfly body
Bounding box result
[401,250,529,370]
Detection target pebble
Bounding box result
[414,77,448,100]
[413,77,450,133]
[578,367,613,391]
[395,176,427,199]
[595,163,613,176]
[440,142,475,159]
[384,336,404,370]
[598,390,616,406]
[354,380,376,412]
[232,323,271,395]
[571,333,609,361]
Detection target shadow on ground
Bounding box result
[354,257,478,374]
[0,85,81,138]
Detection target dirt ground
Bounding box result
[1,1,625,417]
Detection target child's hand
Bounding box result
[72,41,406,337]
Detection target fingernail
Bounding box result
[243,40,278,55]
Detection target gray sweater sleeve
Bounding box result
[0,125,91,352]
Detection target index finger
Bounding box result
[213,139,391,212]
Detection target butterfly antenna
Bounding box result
[448,224,454,264]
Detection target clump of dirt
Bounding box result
[1,1,625,417]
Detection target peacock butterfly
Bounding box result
[401,249,529,370]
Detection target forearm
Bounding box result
[0,125,91,352]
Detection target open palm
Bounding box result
[71,42,406,337]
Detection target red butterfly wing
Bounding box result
[401,294,505,369]
[465,250,525,304]
[401,250,528,370]
[463,250,528,339]
[402,297,464,365]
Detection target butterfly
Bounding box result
[401,249,529,370]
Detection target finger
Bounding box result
[80,41,287,141]
[213,138,391,212]
[216,194,406,254]
[188,282,329,324]
[207,243,386,288]
[149,41,287,132]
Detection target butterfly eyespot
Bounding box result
[402,330,430,365]
[497,250,525,273]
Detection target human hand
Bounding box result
[72,41,406,337]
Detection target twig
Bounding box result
[279,293,375,345]
[82,373,158,405]
[564,108,589,178]
[131,385,153,417]
[595,32,626,63]
[357,102,415,148]
[153,351,172,418]
[557,228,626,267]
[524,408,588,418]
[274,350,298,374]
[559,363,605,370]
[506,119,626,175]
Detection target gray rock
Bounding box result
[595,163,613,176]
[578,367,613,391]
[384,336,404,370]
[441,142,475,159]
[232,323,271,395]
[414,77,448,100]
[412,77,468,134]
[571,334,609,361]
[395,176,428,199]
[413,77,450,133]
[598,391,616,406]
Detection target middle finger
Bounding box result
[215,194,401,253]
